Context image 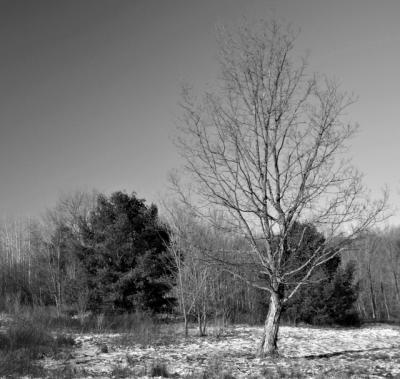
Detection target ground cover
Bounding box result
[37,323,400,378]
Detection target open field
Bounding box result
[35,323,400,378]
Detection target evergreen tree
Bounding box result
[282,223,359,326]
[78,191,174,313]
[325,261,360,326]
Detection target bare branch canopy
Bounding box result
[175,20,387,356]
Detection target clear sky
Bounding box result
[1,0,399,223]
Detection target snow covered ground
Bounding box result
[42,323,400,378]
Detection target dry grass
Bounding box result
[1,310,399,378]
[0,318,75,377]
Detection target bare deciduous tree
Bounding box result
[164,201,216,337]
[347,230,400,322]
[176,20,386,356]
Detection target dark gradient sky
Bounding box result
[1,0,400,223]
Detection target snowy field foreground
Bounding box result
[39,324,400,378]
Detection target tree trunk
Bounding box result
[178,274,188,337]
[198,309,205,336]
[258,290,283,357]
[393,270,400,303]
[357,300,367,319]
[367,264,377,320]
[202,302,207,335]
[184,316,189,338]
[381,282,390,320]
[198,302,207,336]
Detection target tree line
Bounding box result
[0,189,396,330]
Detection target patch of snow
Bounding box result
[41,324,400,378]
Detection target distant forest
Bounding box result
[0,190,398,332]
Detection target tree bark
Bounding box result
[258,290,283,357]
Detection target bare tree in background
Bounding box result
[176,20,387,356]
[348,230,400,321]
[41,190,97,314]
[164,201,218,337]
[44,190,98,241]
